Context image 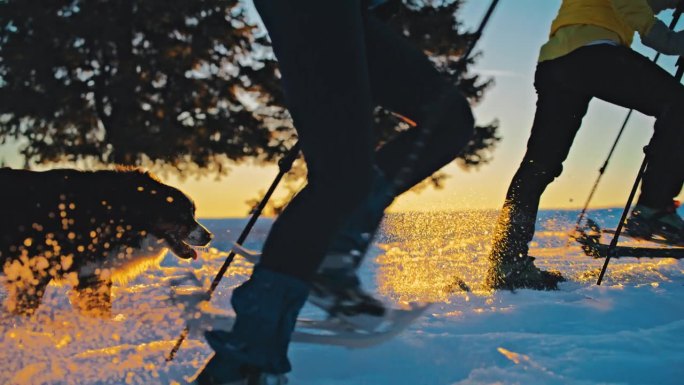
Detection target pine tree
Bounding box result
[0,0,499,181]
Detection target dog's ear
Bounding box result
[114,165,141,173]
[113,166,162,184]
[142,171,162,183]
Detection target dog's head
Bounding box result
[127,171,213,260]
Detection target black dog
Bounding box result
[0,168,212,316]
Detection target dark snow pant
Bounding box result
[491,44,684,263]
[256,0,475,281]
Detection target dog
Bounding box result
[0,167,213,316]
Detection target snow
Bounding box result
[2,209,684,385]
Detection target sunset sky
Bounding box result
[2,0,683,218]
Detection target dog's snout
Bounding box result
[185,223,213,246]
[200,225,213,242]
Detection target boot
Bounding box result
[625,202,684,245]
[190,356,288,385]
[193,267,309,385]
[486,255,565,291]
[486,204,564,291]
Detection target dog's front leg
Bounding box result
[5,272,52,316]
[71,274,113,318]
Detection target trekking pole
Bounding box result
[166,142,300,361]
[462,0,500,65]
[571,110,633,235]
[676,55,684,79]
[597,33,684,286]
[595,147,649,285]
[572,6,684,236]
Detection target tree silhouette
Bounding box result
[0,0,499,181]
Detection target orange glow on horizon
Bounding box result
[171,161,684,219]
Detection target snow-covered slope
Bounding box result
[2,209,683,385]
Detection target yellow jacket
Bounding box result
[539,0,656,62]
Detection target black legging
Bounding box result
[254,0,475,281]
[492,44,684,262]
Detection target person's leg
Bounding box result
[311,11,475,317]
[257,0,375,281]
[567,45,684,242]
[489,44,684,290]
[365,14,475,194]
[487,58,591,290]
[321,11,475,261]
[626,99,684,243]
[554,45,684,210]
[196,1,376,383]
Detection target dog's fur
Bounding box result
[0,168,212,316]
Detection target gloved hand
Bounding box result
[648,0,681,13]
[642,19,684,55]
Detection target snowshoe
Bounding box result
[624,203,684,246]
[574,218,684,260]
[167,270,431,350]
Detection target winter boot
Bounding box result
[309,168,394,327]
[486,204,565,291]
[486,255,565,291]
[309,270,387,330]
[625,202,684,245]
[189,357,288,385]
[193,267,309,385]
